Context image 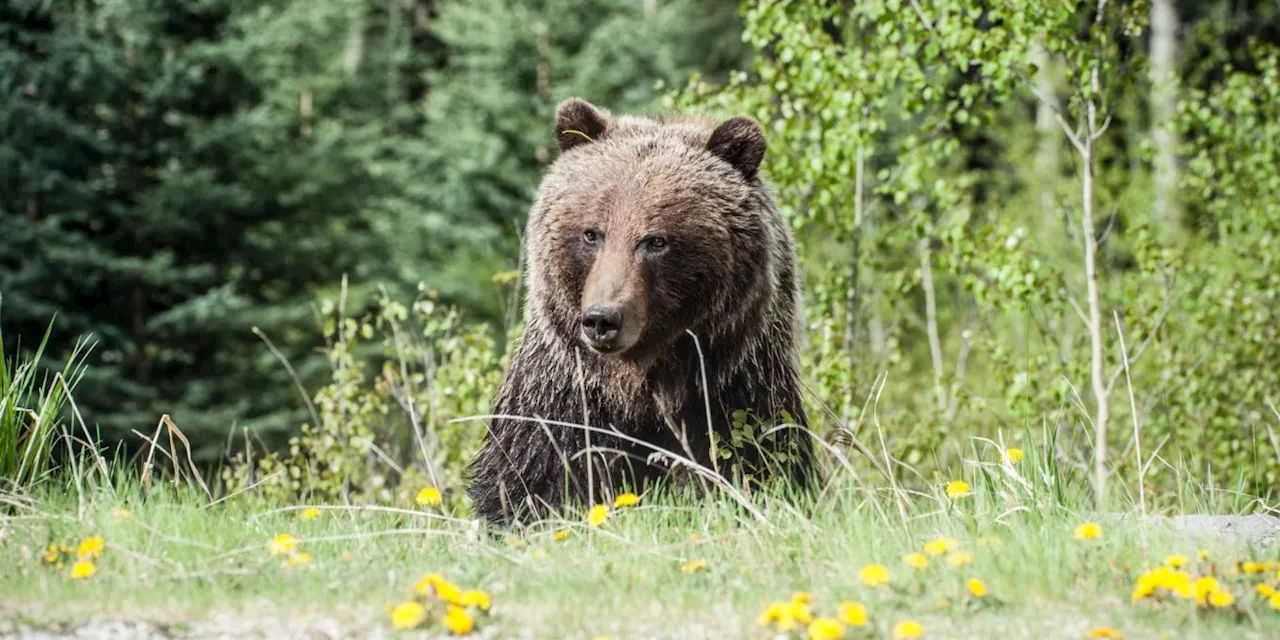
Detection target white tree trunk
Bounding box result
[1150,0,1180,232]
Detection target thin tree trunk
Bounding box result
[1082,69,1109,504]
[1150,0,1179,233]
[1033,34,1060,222]
[920,235,946,414]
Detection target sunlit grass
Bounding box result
[3,443,1277,638]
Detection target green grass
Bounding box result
[3,455,1279,639]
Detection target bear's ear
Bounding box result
[555,97,611,153]
[707,116,767,179]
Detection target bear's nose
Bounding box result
[581,306,622,348]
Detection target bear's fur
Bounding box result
[466,97,816,524]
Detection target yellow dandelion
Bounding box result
[680,560,709,574]
[1196,549,1211,560]
[859,563,891,587]
[42,545,60,564]
[416,487,442,507]
[1242,561,1264,574]
[1270,593,1280,610]
[1164,554,1188,568]
[946,552,974,568]
[459,588,491,611]
[1087,628,1123,639]
[1208,589,1235,608]
[836,601,867,627]
[903,553,929,570]
[756,602,786,626]
[1192,576,1220,604]
[944,480,971,498]
[892,619,925,639]
[1005,448,1024,464]
[286,552,313,566]
[1074,522,1103,540]
[109,507,132,519]
[791,592,812,606]
[967,578,989,597]
[300,507,321,521]
[69,560,96,580]
[268,533,298,556]
[76,536,105,559]
[415,572,463,604]
[342,551,353,562]
[554,529,571,541]
[389,601,427,631]
[587,504,609,527]
[784,601,813,627]
[1258,583,1277,598]
[923,537,957,556]
[613,492,640,508]
[807,617,845,640]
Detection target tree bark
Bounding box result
[1150,0,1180,233]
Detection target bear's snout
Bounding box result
[581,305,624,352]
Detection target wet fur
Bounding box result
[466,99,816,524]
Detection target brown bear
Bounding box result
[465,97,816,524]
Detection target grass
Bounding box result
[3,450,1279,639]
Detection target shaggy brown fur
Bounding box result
[466,98,816,524]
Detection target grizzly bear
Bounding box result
[465,97,816,524]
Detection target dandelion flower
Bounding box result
[1087,628,1123,639]
[389,601,427,631]
[42,545,60,564]
[923,537,957,556]
[945,480,971,498]
[680,560,709,574]
[1005,448,1024,464]
[859,563,891,587]
[286,552,313,566]
[1196,549,1211,560]
[613,492,640,508]
[1258,583,1277,598]
[554,529,570,541]
[807,617,845,640]
[784,601,813,627]
[756,602,786,626]
[1074,522,1103,540]
[892,619,925,639]
[587,504,609,527]
[1270,593,1280,610]
[967,578,989,597]
[460,589,491,611]
[69,560,96,580]
[268,534,298,556]
[1242,561,1264,574]
[946,552,974,568]
[1164,554,1188,568]
[416,487,442,507]
[300,507,321,521]
[1192,576,1220,604]
[76,536,105,559]
[903,553,929,570]
[1208,589,1235,608]
[416,572,463,604]
[791,592,812,606]
[342,551,353,562]
[836,601,867,627]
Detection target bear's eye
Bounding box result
[583,229,602,245]
[642,236,668,252]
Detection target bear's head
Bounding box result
[526,97,775,363]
